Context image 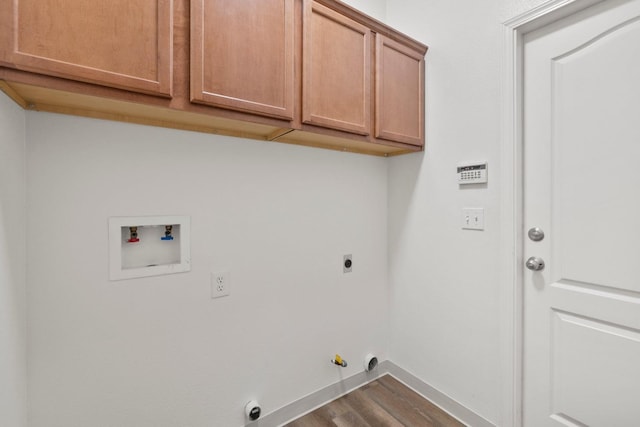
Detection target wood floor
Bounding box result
[284,375,465,427]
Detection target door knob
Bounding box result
[525,256,545,271]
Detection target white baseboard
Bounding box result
[253,360,495,427]
[384,362,495,427]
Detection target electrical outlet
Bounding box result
[343,254,352,273]
[211,271,230,298]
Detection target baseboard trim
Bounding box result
[254,360,495,427]
[256,367,383,427]
[384,362,495,427]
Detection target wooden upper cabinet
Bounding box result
[0,0,173,97]
[190,0,295,120]
[375,35,425,146]
[0,0,427,155]
[302,1,371,135]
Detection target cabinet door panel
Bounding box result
[191,0,294,120]
[375,35,424,146]
[303,1,371,135]
[0,0,173,96]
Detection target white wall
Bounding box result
[343,0,386,21]
[26,112,389,427]
[386,0,546,424]
[0,92,27,426]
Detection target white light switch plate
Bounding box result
[462,208,484,230]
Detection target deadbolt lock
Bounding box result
[528,227,545,242]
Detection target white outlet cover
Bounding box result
[211,271,230,298]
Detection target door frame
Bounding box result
[499,1,606,425]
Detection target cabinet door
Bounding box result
[303,1,371,135]
[191,0,294,120]
[0,0,173,97]
[375,35,425,146]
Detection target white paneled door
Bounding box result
[523,1,640,425]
